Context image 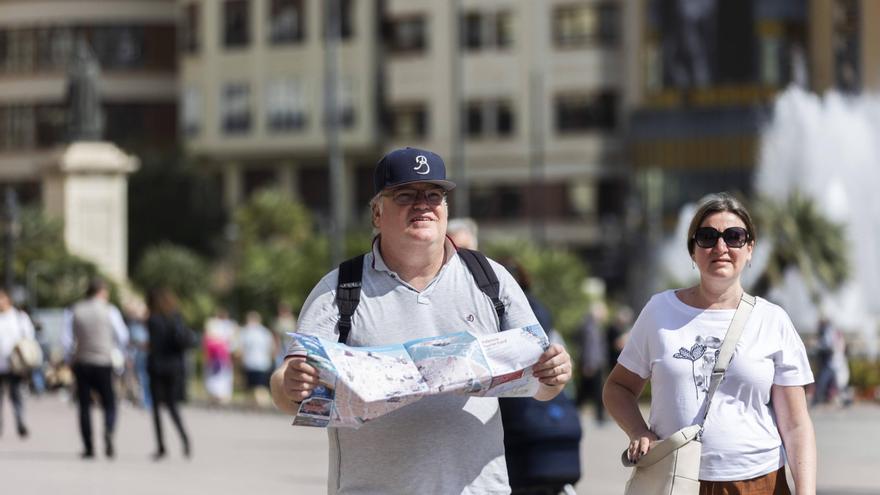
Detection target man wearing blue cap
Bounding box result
[270,147,572,494]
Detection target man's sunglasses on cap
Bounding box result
[383,188,446,206]
[693,227,750,249]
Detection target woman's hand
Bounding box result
[627,429,660,463]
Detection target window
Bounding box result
[464,102,484,138]
[338,78,356,128]
[269,0,305,44]
[92,27,144,69]
[0,30,7,71]
[223,0,250,48]
[340,0,355,39]
[461,11,514,51]
[181,3,200,53]
[221,83,251,133]
[0,105,35,151]
[323,0,355,40]
[463,100,514,139]
[181,87,202,136]
[495,11,514,48]
[553,3,619,48]
[555,91,617,133]
[387,16,426,54]
[266,78,307,131]
[35,104,67,147]
[462,13,482,50]
[387,103,427,139]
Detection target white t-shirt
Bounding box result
[0,308,35,373]
[238,324,275,372]
[618,290,813,481]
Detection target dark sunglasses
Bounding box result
[384,188,446,206]
[693,227,750,249]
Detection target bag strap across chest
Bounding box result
[335,248,504,345]
[698,292,756,429]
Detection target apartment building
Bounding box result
[179,0,626,262]
[0,0,178,202]
[623,0,880,220]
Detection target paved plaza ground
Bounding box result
[0,395,877,494]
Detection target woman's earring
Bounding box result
[692,261,695,270]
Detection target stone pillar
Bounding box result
[42,142,139,282]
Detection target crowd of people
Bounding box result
[0,145,856,495]
[0,277,296,461]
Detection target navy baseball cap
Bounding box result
[373,147,456,194]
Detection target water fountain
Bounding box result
[659,86,880,356]
[755,87,880,356]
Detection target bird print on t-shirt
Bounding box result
[673,335,723,399]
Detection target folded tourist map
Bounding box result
[288,325,549,428]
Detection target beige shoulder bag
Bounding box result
[621,293,756,495]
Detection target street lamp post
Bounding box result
[3,186,19,291]
[325,0,345,266]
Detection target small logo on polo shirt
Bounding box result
[466,314,475,322]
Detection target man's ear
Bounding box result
[371,204,380,229]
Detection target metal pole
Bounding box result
[3,186,18,291]
[325,0,345,266]
[529,70,546,245]
[450,0,468,217]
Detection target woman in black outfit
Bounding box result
[146,288,192,460]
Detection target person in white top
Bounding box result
[0,288,35,438]
[603,192,816,494]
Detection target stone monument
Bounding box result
[41,37,138,282]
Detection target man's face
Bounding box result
[374,183,448,246]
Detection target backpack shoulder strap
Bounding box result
[336,254,365,345]
[457,248,505,322]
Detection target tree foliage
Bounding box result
[228,190,372,320]
[133,242,213,326]
[751,193,849,301]
[128,149,226,270]
[13,207,102,308]
[483,241,591,343]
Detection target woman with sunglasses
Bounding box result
[604,192,816,494]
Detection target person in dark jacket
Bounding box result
[146,288,193,460]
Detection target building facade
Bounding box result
[179,0,627,269]
[0,0,178,202]
[623,0,880,223]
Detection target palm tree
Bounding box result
[751,193,849,303]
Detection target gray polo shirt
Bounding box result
[294,238,538,495]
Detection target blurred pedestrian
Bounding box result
[202,308,236,405]
[238,311,275,407]
[577,302,607,424]
[146,288,193,460]
[813,317,850,407]
[604,192,816,493]
[124,302,151,409]
[447,217,479,249]
[62,278,129,459]
[605,305,632,371]
[0,287,35,438]
[500,258,582,494]
[271,302,297,367]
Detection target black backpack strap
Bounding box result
[336,254,365,345]
[457,248,505,322]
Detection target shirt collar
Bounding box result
[370,235,456,275]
